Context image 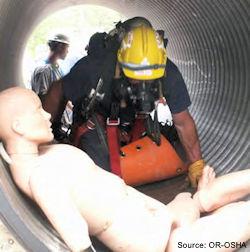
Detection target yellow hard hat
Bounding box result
[117,25,167,80]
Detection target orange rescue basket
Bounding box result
[120,135,187,186]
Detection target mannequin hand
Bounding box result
[188,159,205,188]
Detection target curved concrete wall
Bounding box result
[0,0,249,251]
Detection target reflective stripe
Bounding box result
[119,62,165,71]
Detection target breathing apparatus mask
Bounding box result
[113,77,159,114]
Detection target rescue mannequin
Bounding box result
[0,87,249,252]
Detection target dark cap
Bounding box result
[87,32,107,55]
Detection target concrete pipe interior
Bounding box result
[0,0,249,251]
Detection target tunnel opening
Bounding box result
[0,0,249,251]
[22,4,127,88]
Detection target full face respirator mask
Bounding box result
[112,78,159,114]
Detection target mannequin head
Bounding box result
[0,87,53,146]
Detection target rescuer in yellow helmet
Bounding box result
[117,25,205,187]
[42,18,204,188]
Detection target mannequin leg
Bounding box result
[194,166,250,212]
[167,201,250,252]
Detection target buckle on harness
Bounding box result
[106,118,120,126]
[87,120,95,130]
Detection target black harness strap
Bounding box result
[144,111,161,146]
[91,113,109,154]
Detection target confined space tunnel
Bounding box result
[0,0,249,251]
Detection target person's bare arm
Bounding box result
[40,80,67,123]
[172,109,202,164]
[173,110,204,187]
[29,172,92,252]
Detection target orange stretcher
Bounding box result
[120,135,187,186]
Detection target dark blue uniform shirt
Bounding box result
[62,55,191,116]
[62,52,191,170]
